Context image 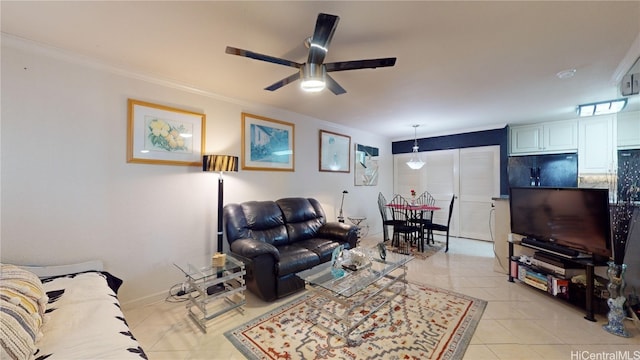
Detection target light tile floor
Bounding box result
[124,236,640,359]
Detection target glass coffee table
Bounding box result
[297,247,413,345]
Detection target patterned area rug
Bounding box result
[385,240,445,260]
[225,280,486,360]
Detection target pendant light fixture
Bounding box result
[406,124,425,170]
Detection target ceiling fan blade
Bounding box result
[325,58,397,72]
[307,13,339,65]
[325,74,346,95]
[226,46,302,68]
[264,72,300,91]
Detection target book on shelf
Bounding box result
[548,276,569,299]
[524,277,548,291]
[517,262,573,297]
[519,266,549,291]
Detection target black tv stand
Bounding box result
[508,239,607,322]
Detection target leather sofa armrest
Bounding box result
[317,222,358,248]
[230,238,280,261]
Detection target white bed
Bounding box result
[1,261,146,360]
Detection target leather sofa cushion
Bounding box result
[225,201,289,246]
[277,198,325,243]
[293,238,341,263]
[276,245,320,276]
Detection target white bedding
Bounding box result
[34,271,146,360]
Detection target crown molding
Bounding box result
[1,33,242,104]
[612,31,640,84]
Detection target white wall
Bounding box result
[0,36,393,306]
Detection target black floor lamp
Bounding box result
[203,154,238,255]
[338,190,348,223]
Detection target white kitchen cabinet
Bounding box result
[510,119,577,155]
[578,115,615,174]
[510,124,542,154]
[617,111,640,149]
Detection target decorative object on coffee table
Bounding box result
[377,242,386,260]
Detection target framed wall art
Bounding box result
[127,99,206,166]
[354,144,379,186]
[319,130,351,173]
[241,112,295,171]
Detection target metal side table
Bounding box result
[174,253,246,332]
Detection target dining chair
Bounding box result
[377,192,403,243]
[423,194,455,252]
[388,194,422,253]
[410,191,436,247]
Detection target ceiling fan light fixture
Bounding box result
[300,63,326,92]
[310,43,328,53]
[226,13,396,95]
[406,125,425,170]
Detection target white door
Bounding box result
[394,145,500,241]
[458,146,500,241]
[423,149,459,237]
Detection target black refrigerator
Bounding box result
[618,149,640,201]
[508,153,578,188]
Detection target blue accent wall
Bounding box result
[392,127,509,195]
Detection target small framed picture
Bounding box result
[242,113,295,171]
[355,144,379,186]
[319,130,351,173]
[127,99,205,166]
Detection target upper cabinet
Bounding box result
[578,115,615,174]
[617,111,640,149]
[510,119,578,155]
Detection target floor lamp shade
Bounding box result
[203,154,238,173]
[203,155,238,255]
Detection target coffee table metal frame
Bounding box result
[298,249,413,344]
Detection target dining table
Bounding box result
[385,203,441,252]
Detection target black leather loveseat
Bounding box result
[223,197,358,301]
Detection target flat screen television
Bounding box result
[509,187,612,258]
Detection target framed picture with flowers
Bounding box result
[127,99,206,166]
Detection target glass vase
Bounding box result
[602,261,631,337]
